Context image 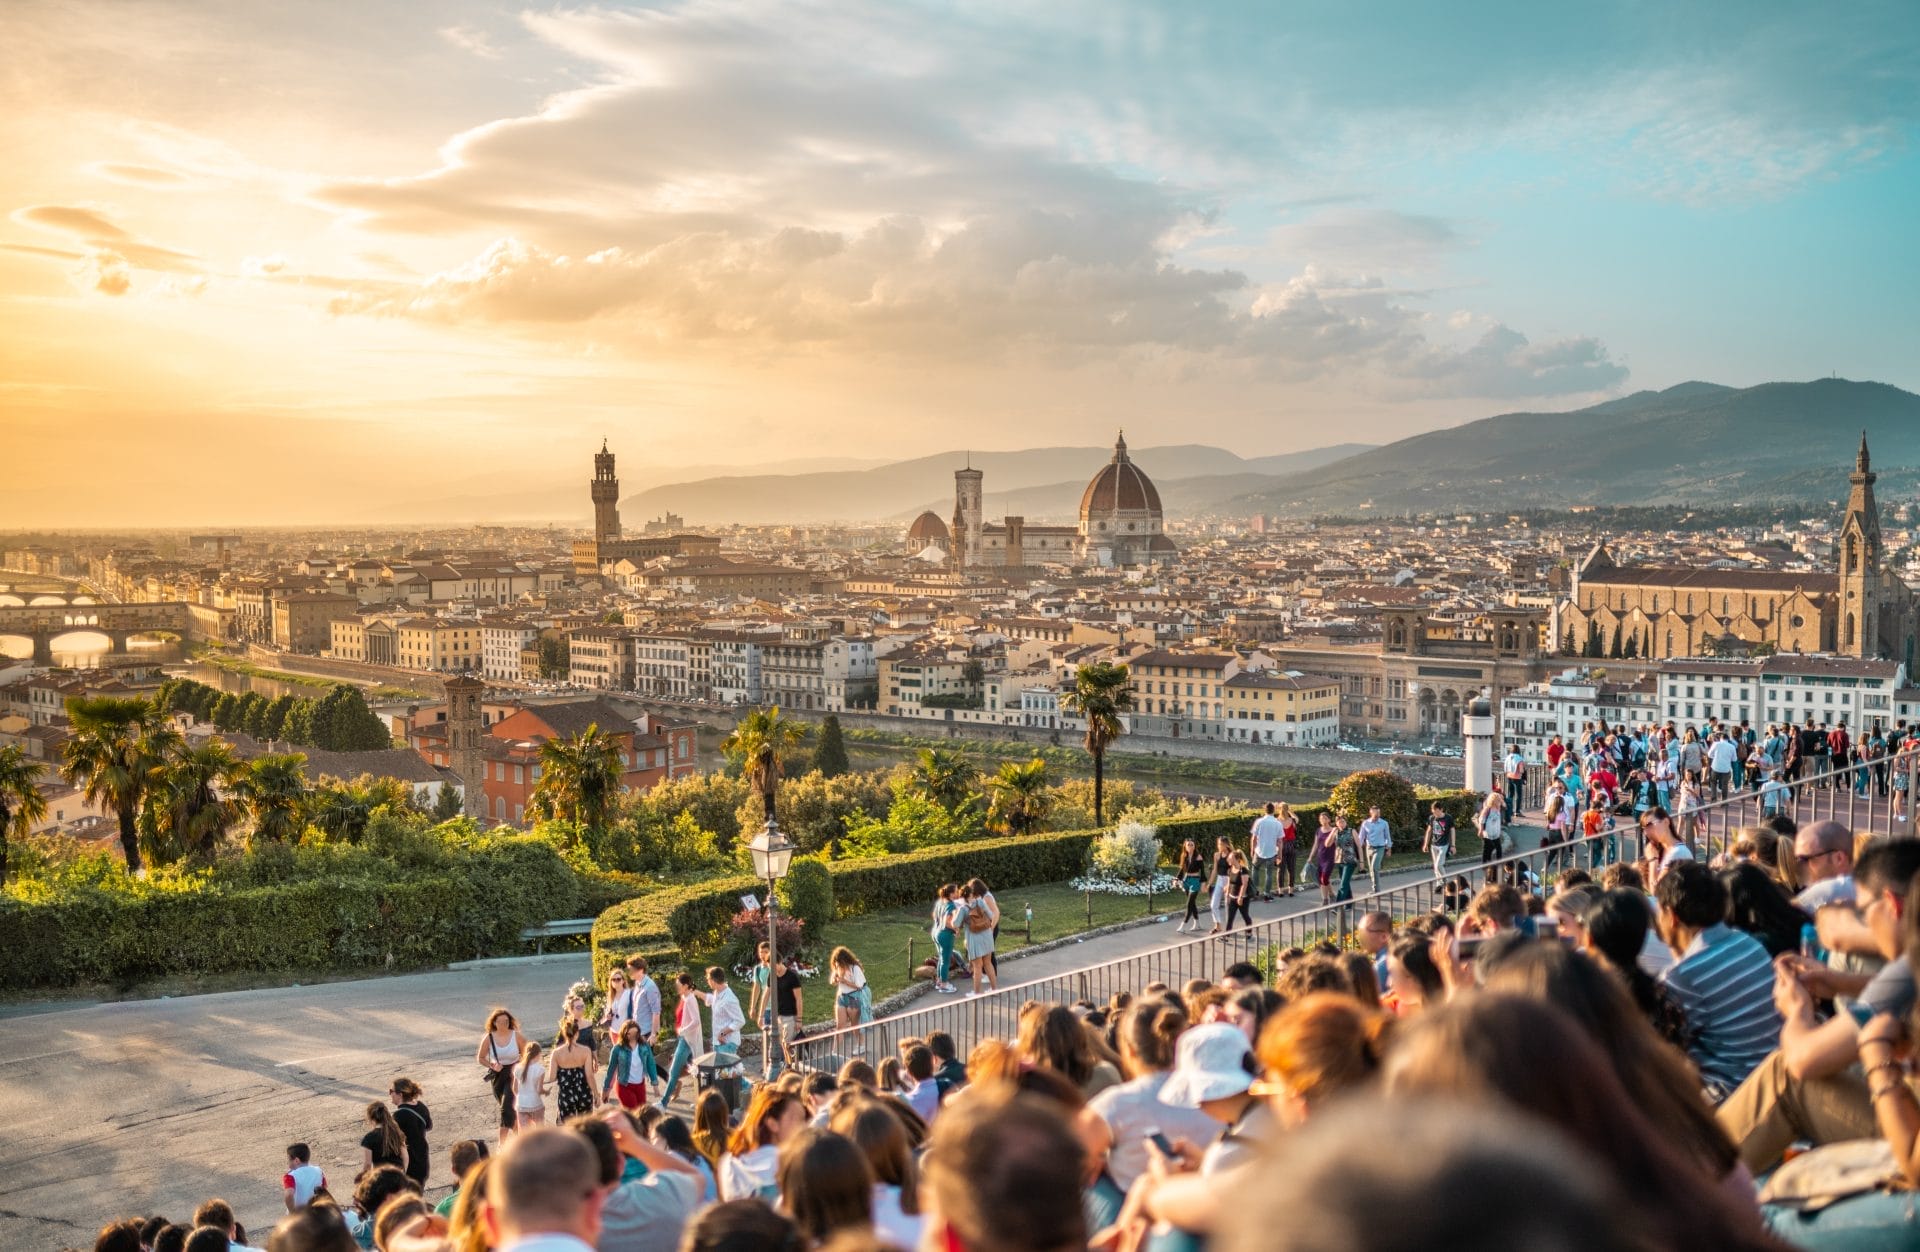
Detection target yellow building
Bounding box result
[1222,669,1340,746]
[395,617,483,673]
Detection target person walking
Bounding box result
[475,1008,524,1144]
[1205,835,1232,935]
[962,883,999,995]
[597,967,630,1062]
[1221,850,1253,934]
[388,1078,432,1192]
[1310,811,1337,904]
[1359,804,1392,895]
[829,946,873,1029]
[1331,814,1358,902]
[360,1102,406,1172]
[1475,789,1505,874]
[931,884,962,991]
[511,1040,548,1130]
[1176,840,1207,933]
[550,1017,597,1121]
[626,956,664,1091]
[1421,801,1453,879]
[659,971,705,1109]
[1249,803,1284,902]
[1275,802,1300,897]
[603,1021,651,1111]
[698,964,746,1066]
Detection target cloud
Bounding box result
[440,25,503,61]
[87,162,192,187]
[244,253,288,276]
[11,201,205,295]
[15,204,129,239]
[80,249,131,295]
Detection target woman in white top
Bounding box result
[474,1006,525,1143]
[659,971,705,1109]
[829,946,872,1029]
[512,1040,548,1129]
[720,1087,806,1201]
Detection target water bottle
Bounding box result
[1799,922,1822,962]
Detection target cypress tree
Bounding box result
[814,714,849,777]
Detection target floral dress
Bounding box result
[555,1056,594,1119]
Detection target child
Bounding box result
[828,946,873,1029]
[512,1040,548,1130]
[282,1142,325,1212]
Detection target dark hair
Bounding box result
[922,1090,1086,1252]
[1337,952,1380,1006]
[183,1230,231,1252]
[777,1128,874,1243]
[1387,933,1444,1001]
[904,1044,934,1082]
[93,1220,143,1252]
[140,1216,172,1246]
[351,1166,416,1226]
[830,1096,921,1215]
[1115,997,1187,1073]
[1655,862,1727,929]
[565,1114,625,1186]
[191,1201,234,1231]
[1223,961,1263,985]
[1278,953,1352,1001]
[287,1142,311,1164]
[1719,863,1810,957]
[926,1030,957,1061]
[152,1227,189,1252]
[269,1205,355,1252]
[1856,837,1920,898]
[448,1138,488,1183]
[682,1200,805,1252]
[1016,1005,1099,1086]
[803,1071,839,1100]
[653,1113,703,1166]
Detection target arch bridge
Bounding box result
[0,602,193,665]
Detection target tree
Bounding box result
[986,757,1052,835]
[1061,661,1133,826]
[314,685,391,751]
[1560,625,1576,655]
[720,706,809,827]
[0,745,48,886]
[238,692,272,739]
[431,780,464,821]
[211,692,241,731]
[1623,631,1639,659]
[529,724,626,840]
[813,714,850,778]
[961,658,986,687]
[1607,626,1622,659]
[231,753,310,846]
[146,738,241,863]
[283,698,318,746]
[537,635,569,681]
[62,696,171,874]
[260,694,297,743]
[908,747,980,812]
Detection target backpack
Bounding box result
[966,901,995,933]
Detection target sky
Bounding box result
[2,0,1916,526]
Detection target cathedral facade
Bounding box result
[1555,435,1916,665]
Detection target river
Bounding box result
[844,744,1330,808]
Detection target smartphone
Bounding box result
[1144,1129,1176,1158]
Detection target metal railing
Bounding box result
[787,754,1914,1072]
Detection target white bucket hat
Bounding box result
[1158,1022,1256,1108]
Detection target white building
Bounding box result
[481,620,540,682]
[632,632,694,701]
[1501,668,1656,763]
[1656,655,1906,732]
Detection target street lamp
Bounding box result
[746,818,796,1080]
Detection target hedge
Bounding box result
[0,834,585,989]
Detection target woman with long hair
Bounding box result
[1017,1003,1121,1098]
[722,1087,807,1201]
[511,1040,548,1130]
[931,884,962,992]
[1309,813,1337,905]
[1581,888,1688,1046]
[659,971,705,1109]
[830,1095,924,1248]
[474,1007,524,1143]
[960,882,999,995]
[387,1077,432,1191]
[777,1128,875,1246]
[1206,835,1232,935]
[691,1089,731,1172]
[1274,802,1300,898]
[1222,850,1253,933]
[1176,839,1207,933]
[1720,862,1811,958]
[602,1020,650,1111]
[1384,932,1445,1015]
[828,946,873,1030]
[359,1101,406,1172]
[1384,994,1773,1250]
[550,1016,597,1120]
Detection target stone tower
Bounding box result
[443,672,487,819]
[592,440,622,544]
[951,465,984,569]
[1838,431,1882,658]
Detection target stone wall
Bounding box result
[241,645,445,696]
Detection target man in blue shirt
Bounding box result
[1655,863,1781,1102]
[1358,805,1393,895]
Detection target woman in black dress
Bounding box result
[1175,839,1207,934]
[389,1077,432,1190]
[360,1102,406,1172]
[551,1016,598,1120]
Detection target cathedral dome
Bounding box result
[1078,432,1163,519]
[907,510,949,544]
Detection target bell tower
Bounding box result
[442,673,487,819]
[1838,430,1882,658]
[591,440,622,544]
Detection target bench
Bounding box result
[519,918,595,955]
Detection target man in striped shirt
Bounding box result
[1655,862,1783,1102]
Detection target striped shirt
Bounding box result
[1659,923,1783,1101]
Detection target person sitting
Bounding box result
[920,1089,1086,1252]
[1654,861,1782,1102]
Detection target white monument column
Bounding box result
[1462,692,1495,796]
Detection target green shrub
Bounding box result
[776,855,835,936]
[1327,770,1419,843]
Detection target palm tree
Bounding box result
[721,706,809,822]
[530,724,625,837]
[910,747,980,813]
[1061,661,1133,826]
[0,745,49,886]
[986,757,1052,836]
[231,753,310,846]
[62,696,170,874]
[146,738,241,863]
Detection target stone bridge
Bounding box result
[0,602,195,664]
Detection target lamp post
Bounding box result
[746,817,795,1081]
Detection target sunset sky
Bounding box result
[3,1,1916,525]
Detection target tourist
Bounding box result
[961,882,999,995]
[551,1017,598,1120]
[969,877,1003,984]
[513,1040,550,1130]
[89,1221,139,1252]
[432,1140,487,1219]
[1221,849,1253,933]
[931,884,962,991]
[1503,743,1527,819]
[1308,812,1336,905]
[1421,800,1453,879]
[1709,728,1739,800]
[282,1142,325,1212]
[1330,814,1358,902]
[190,1200,267,1252]
[1354,910,1391,990]
[561,991,597,1057]
[599,967,631,1045]
[1250,802,1284,902]
[1205,835,1232,934]
[476,1007,526,1142]
[1017,1003,1121,1098]
[1384,932,1444,1014]
[721,1088,807,1201]
[625,956,665,1091]
[1251,992,1390,1127]
[1175,839,1207,932]
[658,971,704,1108]
[652,1113,720,1203]
[680,1201,803,1252]
[1655,862,1782,1101]
[266,1204,357,1252]
[1720,863,1809,958]
[920,1089,1086,1252]
[775,1128,874,1245]
[768,949,806,1070]
[927,1031,967,1095]
[1273,802,1300,897]
[1086,997,1218,1193]
[828,946,873,1030]
[603,1021,651,1111]
[829,1094,925,1247]
[1474,789,1504,872]
[574,1108,706,1252]
[698,964,746,1065]
[1639,806,1693,884]
[476,1125,605,1251]
[691,1089,731,1173]
[361,1102,407,1173]
[1356,804,1391,895]
[896,1044,940,1124]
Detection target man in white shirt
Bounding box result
[1249,804,1285,902]
[1708,732,1738,800]
[703,964,745,1062]
[481,1126,608,1252]
[1358,806,1392,895]
[1503,746,1528,819]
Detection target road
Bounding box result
[0,958,592,1250]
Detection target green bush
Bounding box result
[1327,770,1419,843]
[776,855,835,937]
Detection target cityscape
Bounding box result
[3,3,1919,1251]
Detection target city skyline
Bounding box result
[4,1,1917,526]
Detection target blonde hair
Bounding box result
[1276,802,1295,824]
[831,945,860,971]
[517,1039,543,1082]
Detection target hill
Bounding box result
[1230,379,1920,516]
